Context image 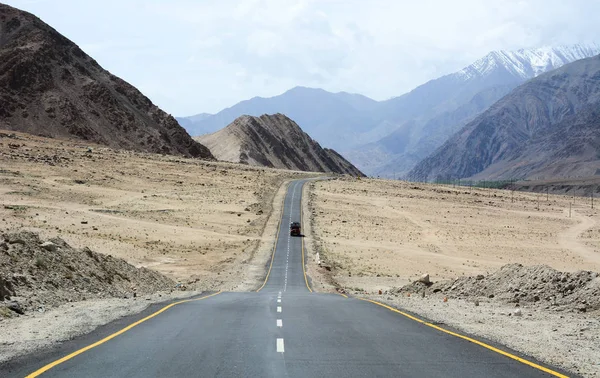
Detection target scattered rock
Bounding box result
[40,241,57,252]
[418,273,430,284]
[7,301,24,315]
[513,308,522,317]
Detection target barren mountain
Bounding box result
[0,4,213,159]
[408,54,600,181]
[195,114,363,176]
[346,44,600,177]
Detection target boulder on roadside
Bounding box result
[1,277,15,300]
[7,300,24,315]
[513,308,522,317]
[418,274,430,284]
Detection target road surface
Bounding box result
[2,179,569,377]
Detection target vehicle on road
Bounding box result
[290,221,301,236]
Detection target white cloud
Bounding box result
[4,0,600,114]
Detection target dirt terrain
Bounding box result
[308,177,600,291]
[512,176,600,197]
[0,130,313,291]
[307,177,600,377]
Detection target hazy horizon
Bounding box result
[4,0,600,115]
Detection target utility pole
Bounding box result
[546,187,549,202]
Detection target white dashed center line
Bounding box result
[277,338,285,353]
[277,298,281,303]
[277,306,282,313]
[284,182,299,292]
[277,319,283,327]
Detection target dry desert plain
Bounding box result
[307,176,600,292]
[0,130,315,292]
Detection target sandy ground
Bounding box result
[308,177,600,290]
[0,130,314,291]
[307,177,600,377]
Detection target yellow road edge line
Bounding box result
[358,298,569,378]
[256,181,290,292]
[335,292,348,298]
[26,291,222,378]
[300,181,313,293]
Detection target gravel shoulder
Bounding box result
[0,290,202,364]
[359,293,599,377]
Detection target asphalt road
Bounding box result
[3,179,570,377]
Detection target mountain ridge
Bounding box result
[177,44,599,176]
[345,43,600,177]
[179,86,380,151]
[407,54,600,181]
[195,113,364,176]
[0,3,213,159]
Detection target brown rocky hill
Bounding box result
[409,54,600,181]
[196,114,364,176]
[0,4,213,159]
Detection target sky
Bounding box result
[5,0,600,116]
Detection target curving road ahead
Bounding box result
[3,179,569,377]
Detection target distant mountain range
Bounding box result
[179,44,600,177]
[179,86,381,151]
[0,4,213,159]
[348,44,600,177]
[408,55,600,181]
[195,114,363,176]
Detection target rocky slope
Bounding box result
[195,114,364,176]
[0,4,213,159]
[0,231,175,317]
[409,54,600,181]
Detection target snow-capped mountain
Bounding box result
[409,54,600,182]
[345,43,600,177]
[458,44,600,80]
